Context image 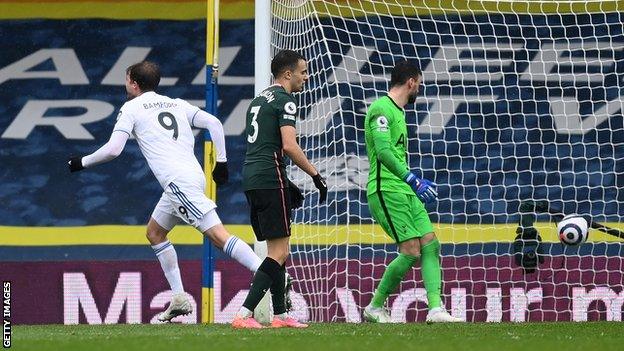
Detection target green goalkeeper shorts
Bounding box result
[367,191,434,243]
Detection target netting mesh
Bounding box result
[272,0,624,322]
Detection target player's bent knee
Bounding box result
[145,216,173,244]
[402,247,420,257]
[145,229,166,245]
[420,232,437,246]
[203,224,230,249]
[399,237,421,257]
[268,247,289,264]
[267,238,290,264]
[199,210,226,246]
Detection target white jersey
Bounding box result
[113,91,204,188]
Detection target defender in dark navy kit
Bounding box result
[233,50,328,329]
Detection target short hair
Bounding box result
[390,60,422,88]
[126,61,161,92]
[271,50,306,78]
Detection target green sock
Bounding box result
[421,239,442,310]
[371,253,419,308]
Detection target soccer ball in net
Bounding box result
[557,215,589,246]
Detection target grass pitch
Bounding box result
[13,322,623,351]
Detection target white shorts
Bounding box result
[151,178,221,233]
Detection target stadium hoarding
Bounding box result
[1,254,622,324]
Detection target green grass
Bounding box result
[13,322,623,351]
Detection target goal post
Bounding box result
[202,0,219,324]
[252,0,273,324]
[269,0,624,322]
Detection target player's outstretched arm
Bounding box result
[67,131,129,172]
[280,125,327,204]
[190,110,228,185]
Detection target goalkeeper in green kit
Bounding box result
[363,61,462,323]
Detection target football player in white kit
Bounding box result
[68,61,275,322]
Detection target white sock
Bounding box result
[152,241,184,293]
[224,236,262,272]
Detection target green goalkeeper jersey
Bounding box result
[365,96,412,195]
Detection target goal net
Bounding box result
[272,0,624,322]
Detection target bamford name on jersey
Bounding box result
[143,102,178,110]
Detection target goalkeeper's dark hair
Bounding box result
[390,60,422,88]
[271,50,306,78]
[126,61,161,92]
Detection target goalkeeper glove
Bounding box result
[404,172,438,203]
[288,180,304,209]
[212,162,229,186]
[312,173,328,204]
[68,156,85,173]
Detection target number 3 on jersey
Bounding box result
[247,105,261,143]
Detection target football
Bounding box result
[557,215,589,246]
